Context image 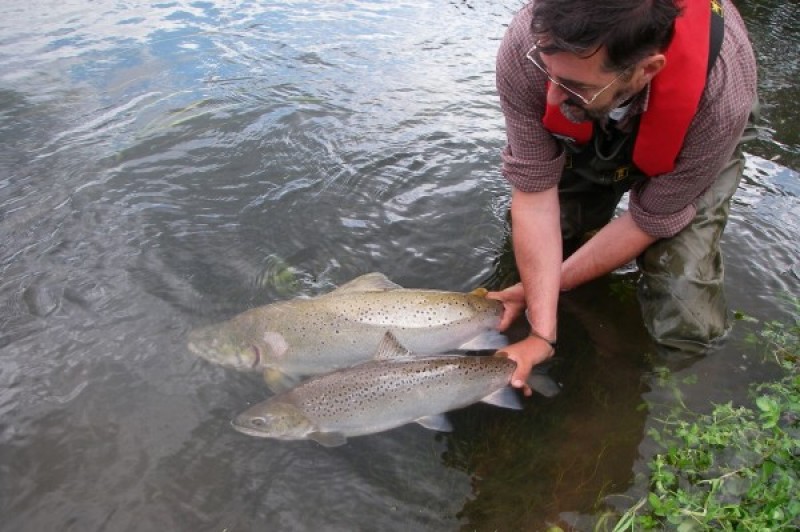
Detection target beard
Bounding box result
[559,86,638,123]
[559,100,591,123]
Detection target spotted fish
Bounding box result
[187,272,508,390]
[231,332,559,446]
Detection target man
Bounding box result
[487,0,758,394]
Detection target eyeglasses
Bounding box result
[525,42,627,106]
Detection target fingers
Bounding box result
[501,336,555,397]
[486,286,526,331]
[510,364,535,397]
[510,363,532,391]
[510,370,533,396]
[485,283,524,303]
[502,346,533,389]
[498,309,517,332]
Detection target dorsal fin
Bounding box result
[324,272,403,296]
[373,331,415,361]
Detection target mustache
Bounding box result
[564,98,584,108]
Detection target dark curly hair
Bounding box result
[531,0,683,72]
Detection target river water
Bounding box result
[1,1,797,530]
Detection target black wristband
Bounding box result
[524,309,557,350]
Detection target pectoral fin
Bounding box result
[457,331,509,351]
[415,414,453,432]
[308,431,348,447]
[263,368,301,393]
[373,332,415,361]
[480,387,523,410]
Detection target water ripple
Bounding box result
[1,1,798,531]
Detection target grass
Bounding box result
[607,297,799,531]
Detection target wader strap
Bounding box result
[707,3,724,75]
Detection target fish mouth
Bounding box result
[187,341,214,361]
[230,420,269,437]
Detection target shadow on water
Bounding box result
[442,228,707,530]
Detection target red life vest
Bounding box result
[541,0,712,177]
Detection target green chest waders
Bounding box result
[555,98,759,353]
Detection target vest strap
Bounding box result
[541,0,724,177]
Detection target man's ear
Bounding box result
[639,54,667,83]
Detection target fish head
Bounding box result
[187,308,293,371]
[231,400,315,440]
[187,320,262,371]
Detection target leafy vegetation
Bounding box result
[611,298,799,531]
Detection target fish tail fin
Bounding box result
[526,373,562,398]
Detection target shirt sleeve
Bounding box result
[496,3,565,192]
[628,3,758,238]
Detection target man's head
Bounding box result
[529,0,682,120]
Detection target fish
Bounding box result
[187,272,508,391]
[231,332,560,446]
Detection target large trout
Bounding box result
[187,273,507,390]
[231,332,559,446]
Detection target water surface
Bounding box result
[1,1,798,530]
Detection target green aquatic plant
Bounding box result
[742,296,800,371]
[610,298,800,531]
[253,253,300,296]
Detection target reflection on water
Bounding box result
[738,0,800,168]
[0,0,798,530]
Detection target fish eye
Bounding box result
[250,417,267,427]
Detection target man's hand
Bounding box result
[489,285,555,394]
[496,335,555,396]
[487,283,526,331]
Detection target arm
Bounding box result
[488,4,565,392]
[561,211,656,290]
[490,209,655,392]
[497,185,562,394]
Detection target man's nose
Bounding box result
[546,82,571,106]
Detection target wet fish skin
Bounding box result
[187,273,507,384]
[231,333,557,446]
